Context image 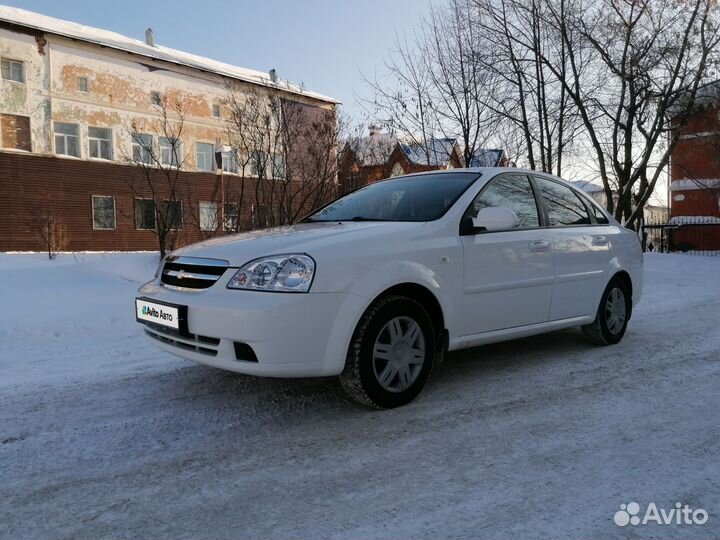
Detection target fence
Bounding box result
[641,217,720,256]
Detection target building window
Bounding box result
[1,58,24,83]
[196,142,215,172]
[159,137,181,167]
[221,150,237,173]
[92,196,116,230]
[132,133,153,164]
[223,203,239,232]
[0,114,31,151]
[88,127,113,160]
[77,76,89,93]
[272,153,286,179]
[250,151,267,177]
[212,104,221,118]
[135,199,156,230]
[252,204,272,228]
[54,122,80,157]
[151,91,162,105]
[162,200,183,230]
[199,201,218,231]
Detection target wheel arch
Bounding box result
[612,270,633,299]
[369,282,446,340]
[610,269,633,319]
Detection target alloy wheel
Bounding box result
[372,316,426,393]
[605,287,627,335]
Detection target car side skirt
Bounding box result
[449,315,594,351]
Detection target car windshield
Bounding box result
[306,172,480,222]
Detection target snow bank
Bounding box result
[0,252,167,386]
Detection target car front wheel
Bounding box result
[339,295,436,409]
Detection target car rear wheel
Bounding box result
[339,295,436,409]
[582,277,631,345]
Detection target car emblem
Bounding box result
[177,270,187,279]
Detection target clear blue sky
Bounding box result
[4,0,432,121]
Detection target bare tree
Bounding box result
[361,30,440,165]
[124,97,189,257]
[536,0,720,228]
[473,0,582,175]
[27,208,70,260]
[223,83,340,229]
[422,0,497,165]
[366,0,719,229]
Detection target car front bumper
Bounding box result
[136,279,367,377]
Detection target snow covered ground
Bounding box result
[1,252,719,539]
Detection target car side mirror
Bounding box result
[471,207,519,232]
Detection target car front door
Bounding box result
[533,176,609,320]
[459,173,554,337]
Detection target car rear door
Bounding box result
[459,173,554,336]
[532,176,610,320]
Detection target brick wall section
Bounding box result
[0,151,321,252]
[670,105,720,220]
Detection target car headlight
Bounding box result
[227,254,315,293]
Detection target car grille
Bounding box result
[144,322,221,357]
[160,256,229,290]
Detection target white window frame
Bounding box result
[221,150,238,174]
[159,137,182,168]
[131,133,154,164]
[134,198,156,231]
[223,202,239,232]
[54,122,80,158]
[199,201,219,232]
[196,142,215,172]
[271,153,286,179]
[250,150,267,177]
[162,200,183,231]
[88,126,113,160]
[77,76,89,93]
[91,195,116,230]
[1,58,24,83]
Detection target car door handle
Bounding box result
[528,240,550,252]
[592,235,609,247]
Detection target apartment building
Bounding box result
[0,5,338,251]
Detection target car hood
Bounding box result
[170,221,424,266]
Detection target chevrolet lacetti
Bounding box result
[135,168,643,408]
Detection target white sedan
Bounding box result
[136,168,643,408]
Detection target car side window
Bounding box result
[467,175,540,229]
[535,178,592,226]
[590,202,609,224]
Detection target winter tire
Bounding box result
[339,295,436,409]
[582,276,631,345]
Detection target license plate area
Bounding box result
[135,297,188,334]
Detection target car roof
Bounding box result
[396,167,562,180]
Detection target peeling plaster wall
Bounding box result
[1,27,334,169]
[0,27,50,152]
[0,24,338,251]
